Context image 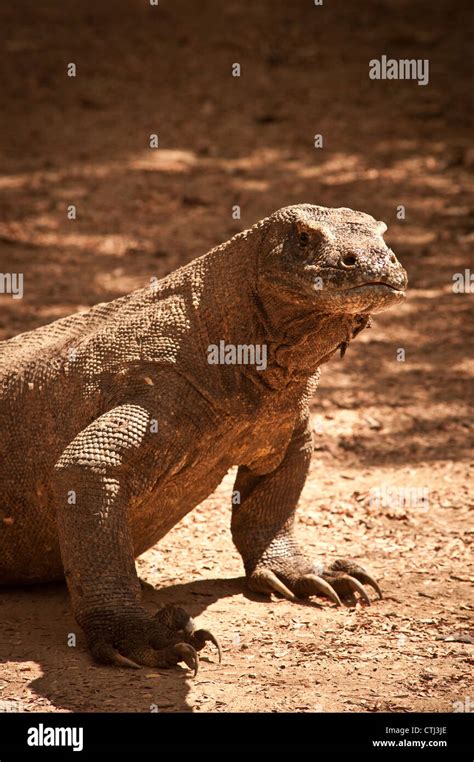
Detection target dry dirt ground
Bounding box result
[0,0,472,713]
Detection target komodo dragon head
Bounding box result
[258,204,407,317]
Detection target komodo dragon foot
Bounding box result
[248,556,382,607]
[88,604,221,675]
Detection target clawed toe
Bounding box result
[89,641,142,670]
[174,643,200,676]
[296,574,342,606]
[249,567,343,606]
[354,570,382,600]
[342,575,371,605]
[323,559,383,604]
[152,605,222,664]
[91,640,201,674]
[88,604,220,674]
[189,629,223,664]
[247,558,382,608]
[248,568,298,601]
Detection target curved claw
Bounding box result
[329,559,383,600]
[252,569,298,601]
[90,641,141,669]
[111,652,141,669]
[356,571,383,600]
[344,575,372,605]
[196,629,223,664]
[175,643,200,677]
[301,574,342,606]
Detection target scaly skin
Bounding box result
[0,204,407,671]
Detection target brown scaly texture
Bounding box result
[0,204,407,672]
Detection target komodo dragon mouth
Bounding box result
[312,278,407,314]
[343,281,406,295]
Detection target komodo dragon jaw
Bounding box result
[0,203,406,673]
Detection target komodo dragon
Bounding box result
[0,204,407,673]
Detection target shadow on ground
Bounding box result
[0,577,243,712]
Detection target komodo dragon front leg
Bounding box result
[53,403,220,672]
[231,411,382,605]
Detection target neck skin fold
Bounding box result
[196,238,360,391]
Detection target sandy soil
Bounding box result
[0,0,472,713]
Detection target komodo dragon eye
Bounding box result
[298,231,310,246]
